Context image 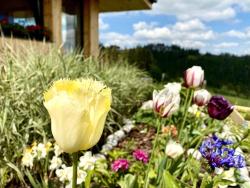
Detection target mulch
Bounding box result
[116,124,156,152]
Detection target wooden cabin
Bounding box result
[0,0,155,57]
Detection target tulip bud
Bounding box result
[165,140,184,159]
[153,83,181,118]
[193,89,211,106]
[44,79,112,153]
[208,96,234,120]
[187,149,202,160]
[184,66,204,88]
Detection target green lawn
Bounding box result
[208,87,250,107]
[223,94,250,107]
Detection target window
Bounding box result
[62,0,83,51]
[0,0,47,40]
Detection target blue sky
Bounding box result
[99,0,250,55]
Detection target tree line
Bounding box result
[101,44,250,98]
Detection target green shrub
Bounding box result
[0,45,153,186]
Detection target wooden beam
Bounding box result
[83,0,99,58]
[99,0,151,12]
[43,0,62,47]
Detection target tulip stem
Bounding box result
[179,89,193,141]
[72,152,78,188]
[144,118,162,188]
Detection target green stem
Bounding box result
[144,118,162,188]
[183,89,190,111]
[179,89,194,140]
[72,152,78,188]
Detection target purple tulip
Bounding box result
[208,96,234,120]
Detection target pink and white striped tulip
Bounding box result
[193,89,211,106]
[153,83,181,118]
[184,66,204,88]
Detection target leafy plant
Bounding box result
[0,42,153,186]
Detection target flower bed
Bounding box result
[1,64,250,188]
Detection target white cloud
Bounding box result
[101,20,215,49]
[99,1,250,55]
[133,22,158,30]
[150,0,250,21]
[99,18,109,30]
[237,1,250,11]
[133,20,215,41]
[224,28,250,39]
[214,42,239,48]
[100,32,138,47]
[224,30,246,39]
[151,0,236,21]
[172,19,206,31]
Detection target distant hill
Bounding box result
[101,43,250,98]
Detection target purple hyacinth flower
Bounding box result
[133,149,149,163]
[208,96,234,120]
[111,159,129,172]
[199,135,246,169]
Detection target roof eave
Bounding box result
[99,0,152,13]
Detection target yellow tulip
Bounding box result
[44,79,112,153]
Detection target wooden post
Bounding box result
[83,0,99,58]
[43,0,62,47]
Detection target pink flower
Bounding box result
[184,66,204,88]
[133,149,149,163]
[193,89,211,106]
[111,159,129,172]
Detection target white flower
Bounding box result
[164,82,182,94]
[215,168,236,188]
[49,156,62,170]
[201,124,207,129]
[56,165,72,182]
[214,167,224,175]
[187,149,202,160]
[141,100,153,110]
[239,167,250,182]
[22,149,34,168]
[54,143,64,157]
[76,169,87,184]
[114,130,126,140]
[79,151,96,171]
[36,143,47,159]
[188,104,198,115]
[56,166,87,185]
[165,140,184,159]
[65,168,87,187]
